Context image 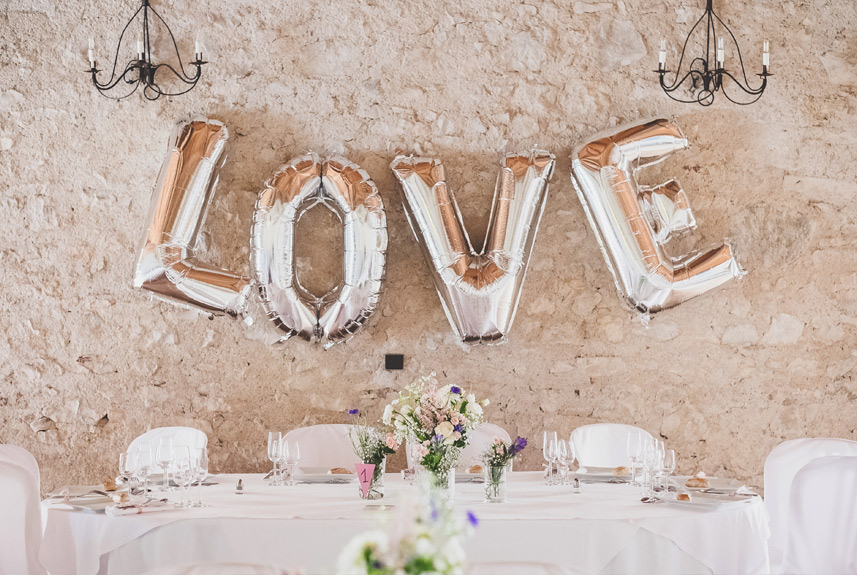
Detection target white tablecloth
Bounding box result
[40,472,770,575]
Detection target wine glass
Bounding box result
[542,431,557,485]
[626,432,642,486]
[267,431,282,486]
[567,436,577,471]
[663,449,676,492]
[555,439,569,485]
[135,443,153,498]
[156,436,174,492]
[641,439,659,497]
[173,456,192,508]
[285,440,300,486]
[191,448,209,507]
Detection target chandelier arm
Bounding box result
[719,72,766,105]
[98,3,144,85]
[151,62,201,86]
[665,9,710,89]
[147,4,196,78]
[711,11,759,88]
[661,68,706,95]
[719,69,766,95]
[95,73,142,100]
[92,61,141,91]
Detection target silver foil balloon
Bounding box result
[391,150,555,344]
[570,118,745,316]
[133,118,252,316]
[251,153,387,346]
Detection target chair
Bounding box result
[467,561,571,574]
[570,423,653,469]
[0,444,40,486]
[781,456,857,575]
[404,422,512,469]
[283,424,360,469]
[127,427,208,454]
[0,450,46,574]
[764,437,857,571]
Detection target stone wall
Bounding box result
[1,0,856,493]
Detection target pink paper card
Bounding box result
[356,463,376,497]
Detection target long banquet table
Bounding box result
[40,472,770,575]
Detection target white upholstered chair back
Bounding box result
[570,423,653,469]
[283,424,360,469]
[143,563,287,575]
[781,455,857,575]
[0,445,46,575]
[128,427,208,454]
[404,422,512,469]
[764,437,857,570]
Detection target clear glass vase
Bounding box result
[484,464,507,503]
[359,459,386,500]
[418,465,455,504]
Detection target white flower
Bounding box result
[465,402,483,417]
[481,399,490,406]
[400,404,411,417]
[435,421,454,438]
[382,404,394,425]
[466,394,475,404]
[336,530,388,575]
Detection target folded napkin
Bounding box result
[105,499,174,517]
[735,485,759,496]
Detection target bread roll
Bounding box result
[685,476,709,488]
[468,465,483,474]
[613,466,631,476]
[677,493,692,502]
[328,467,353,475]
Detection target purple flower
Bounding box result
[450,386,461,395]
[509,436,527,456]
[466,510,479,527]
[453,424,464,433]
[347,409,359,415]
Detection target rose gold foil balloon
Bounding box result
[133,118,251,316]
[251,153,387,346]
[570,118,745,317]
[391,150,555,344]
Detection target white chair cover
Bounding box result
[283,424,360,469]
[0,459,46,575]
[404,422,512,469]
[570,423,653,469]
[142,563,287,575]
[0,443,40,486]
[128,427,208,454]
[764,437,857,570]
[467,561,573,575]
[781,455,857,575]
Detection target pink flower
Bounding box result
[493,437,504,445]
[452,431,461,441]
[418,445,429,457]
[385,433,399,450]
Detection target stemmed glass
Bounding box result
[641,439,659,497]
[156,437,174,492]
[268,432,282,486]
[173,456,192,508]
[626,432,642,486]
[555,439,569,485]
[135,443,153,498]
[191,448,209,507]
[542,431,557,485]
[662,448,676,493]
[284,440,300,486]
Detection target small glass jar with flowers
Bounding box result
[348,409,398,500]
[482,436,527,503]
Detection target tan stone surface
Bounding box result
[1,0,856,493]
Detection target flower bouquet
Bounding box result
[383,373,488,501]
[336,495,477,575]
[348,409,398,500]
[481,436,527,503]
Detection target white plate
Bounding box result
[661,491,755,510]
[455,472,484,483]
[295,467,356,483]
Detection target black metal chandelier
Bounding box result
[86,0,205,101]
[655,0,770,106]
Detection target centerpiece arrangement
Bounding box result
[481,436,527,503]
[383,373,489,502]
[336,496,477,575]
[348,409,399,500]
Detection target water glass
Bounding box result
[626,432,642,486]
[156,436,174,492]
[173,457,192,507]
[191,447,209,507]
[555,439,569,485]
[542,431,557,485]
[284,440,300,486]
[135,443,153,497]
[267,432,282,486]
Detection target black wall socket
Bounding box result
[385,354,404,370]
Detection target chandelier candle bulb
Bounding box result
[194,36,201,60]
[658,39,666,69]
[87,38,95,67]
[717,37,724,67]
[136,36,144,59]
[763,40,770,68]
